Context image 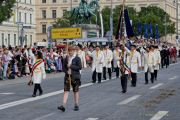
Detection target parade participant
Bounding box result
[31,51,46,97]
[154,46,161,81]
[88,45,104,83]
[142,46,156,84]
[130,45,141,87]
[58,46,82,112]
[103,45,113,80]
[119,45,131,93]
[113,46,121,78]
[76,44,87,68]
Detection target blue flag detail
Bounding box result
[155,24,160,41]
[149,23,153,38]
[124,9,134,38]
[144,23,149,39]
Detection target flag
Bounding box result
[137,22,142,35]
[144,23,148,39]
[155,24,160,41]
[124,9,134,38]
[149,23,153,39]
[115,11,123,40]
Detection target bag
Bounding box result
[27,80,33,86]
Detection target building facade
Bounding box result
[0,0,36,47]
[35,0,179,43]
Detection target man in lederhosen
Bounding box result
[58,46,82,112]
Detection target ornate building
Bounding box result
[0,0,36,47]
[35,0,179,42]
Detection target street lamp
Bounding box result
[165,0,167,42]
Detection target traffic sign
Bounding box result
[51,28,82,39]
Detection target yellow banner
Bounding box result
[51,28,82,39]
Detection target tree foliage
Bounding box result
[56,6,175,37]
[0,0,16,23]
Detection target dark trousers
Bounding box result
[115,67,120,78]
[131,73,137,87]
[103,67,111,80]
[145,72,154,84]
[92,70,102,83]
[33,84,43,95]
[121,74,128,92]
[154,70,158,80]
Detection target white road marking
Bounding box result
[0,93,14,95]
[149,83,163,90]
[33,113,55,120]
[150,111,168,120]
[0,77,117,111]
[117,95,141,105]
[169,76,178,80]
[85,118,98,120]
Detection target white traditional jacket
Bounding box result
[103,49,113,68]
[142,51,156,73]
[113,49,121,68]
[88,50,104,73]
[77,50,87,68]
[154,49,161,70]
[130,50,141,73]
[32,59,46,84]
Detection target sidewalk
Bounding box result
[0,72,64,86]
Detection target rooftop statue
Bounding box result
[71,0,99,24]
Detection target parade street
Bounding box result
[0,62,179,120]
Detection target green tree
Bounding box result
[0,0,16,23]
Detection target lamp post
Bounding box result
[165,0,167,42]
[176,0,179,44]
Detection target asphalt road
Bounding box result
[0,63,179,120]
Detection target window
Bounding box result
[2,33,4,46]
[52,10,56,18]
[14,34,16,46]
[42,0,46,3]
[30,0,32,4]
[25,13,27,23]
[30,14,32,24]
[63,9,67,15]
[53,0,56,3]
[74,0,78,2]
[8,34,10,46]
[30,35,32,45]
[19,12,21,22]
[42,10,46,19]
[63,0,67,3]
[42,24,46,33]
[25,0,26,3]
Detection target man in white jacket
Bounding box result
[153,46,161,81]
[130,45,141,87]
[113,46,121,78]
[88,45,104,83]
[142,46,156,84]
[103,45,113,80]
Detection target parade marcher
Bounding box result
[31,51,46,97]
[142,46,156,84]
[154,46,161,81]
[113,46,121,78]
[77,44,87,68]
[130,45,141,87]
[120,45,131,93]
[103,45,113,80]
[58,46,82,112]
[88,45,104,83]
